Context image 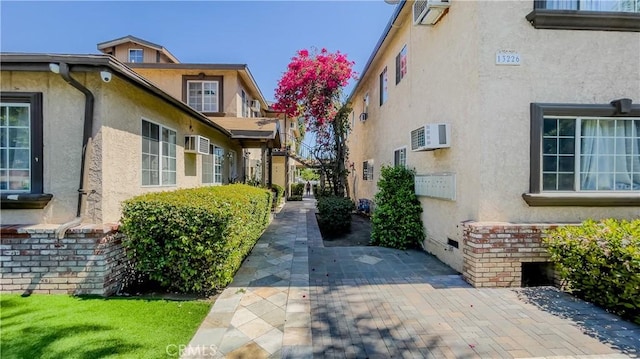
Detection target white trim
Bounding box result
[0,102,32,193]
[140,117,177,187]
[128,48,144,63]
[393,146,407,168]
[187,80,220,113]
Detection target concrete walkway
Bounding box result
[184,198,640,358]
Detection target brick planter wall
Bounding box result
[461,221,563,288]
[0,224,128,296]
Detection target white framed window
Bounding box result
[394,147,407,168]
[228,150,237,181]
[129,49,144,63]
[379,68,388,106]
[202,144,214,184]
[141,119,176,186]
[188,81,219,113]
[214,146,224,184]
[542,116,639,191]
[1,103,31,192]
[241,90,249,117]
[363,159,374,181]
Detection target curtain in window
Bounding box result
[581,119,640,191]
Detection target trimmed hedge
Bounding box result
[316,196,354,234]
[371,165,425,250]
[544,219,640,324]
[120,184,272,294]
[271,184,284,208]
[291,183,305,196]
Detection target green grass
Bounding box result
[0,294,211,358]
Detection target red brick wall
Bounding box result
[461,221,564,288]
[0,224,127,296]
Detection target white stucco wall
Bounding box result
[347,1,640,272]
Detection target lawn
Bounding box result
[0,294,211,358]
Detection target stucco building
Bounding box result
[347,0,639,287]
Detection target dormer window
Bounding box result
[129,49,144,63]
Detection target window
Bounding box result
[395,45,407,85]
[363,160,374,181]
[525,102,640,206]
[379,68,388,106]
[214,146,224,184]
[141,119,176,186]
[394,148,407,167]
[202,144,214,184]
[241,90,249,118]
[526,0,640,31]
[182,75,223,115]
[540,0,638,12]
[129,49,144,63]
[1,93,43,195]
[228,150,237,181]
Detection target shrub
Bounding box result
[271,183,284,208]
[287,195,303,201]
[316,195,354,234]
[544,219,640,324]
[120,184,272,295]
[371,165,425,250]
[291,183,305,196]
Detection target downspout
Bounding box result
[53,62,95,239]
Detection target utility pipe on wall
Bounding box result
[50,62,95,239]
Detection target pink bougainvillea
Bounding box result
[273,48,356,128]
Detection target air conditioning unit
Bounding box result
[184,135,211,155]
[410,123,451,151]
[413,0,450,26]
[250,100,261,113]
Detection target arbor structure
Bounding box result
[273,48,356,197]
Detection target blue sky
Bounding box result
[1,1,396,102]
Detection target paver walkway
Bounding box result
[184,198,640,358]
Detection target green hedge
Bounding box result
[371,165,425,250]
[316,196,354,234]
[120,184,272,294]
[291,183,305,196]
[544,219,640,324]
[287,195,303,201]
[271,184,284,208]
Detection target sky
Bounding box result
[0,0,397,102]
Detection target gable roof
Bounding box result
[0,52,229,136]
[129,63,269,112]
[97,35,180,63]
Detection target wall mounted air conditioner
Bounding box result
[250,100,261,112]
[184,135,211,155]
[410,123,451,151]
[413,0,450,26]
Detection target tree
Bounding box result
[300,168,320,181]
[274,48,356,197]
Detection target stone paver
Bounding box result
[184,198,640,358]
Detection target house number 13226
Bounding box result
[495,51,521,65]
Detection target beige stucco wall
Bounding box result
[110,43,172,64]
[99,76,242,224]
[272,156,286,189]
[132,68,241,117]
[1,71,98,225]
[347,1,640,272]
[1,70,242,225]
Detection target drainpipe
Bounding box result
[51,62,95,239]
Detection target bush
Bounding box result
[371,166,425,250]
[544,219,640,324]
[271,184,284,208]
[316,196,354,234]
[287,195,303,201]
[291,183,305,196]
[120,184,272,294]
[313,185,332,198]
